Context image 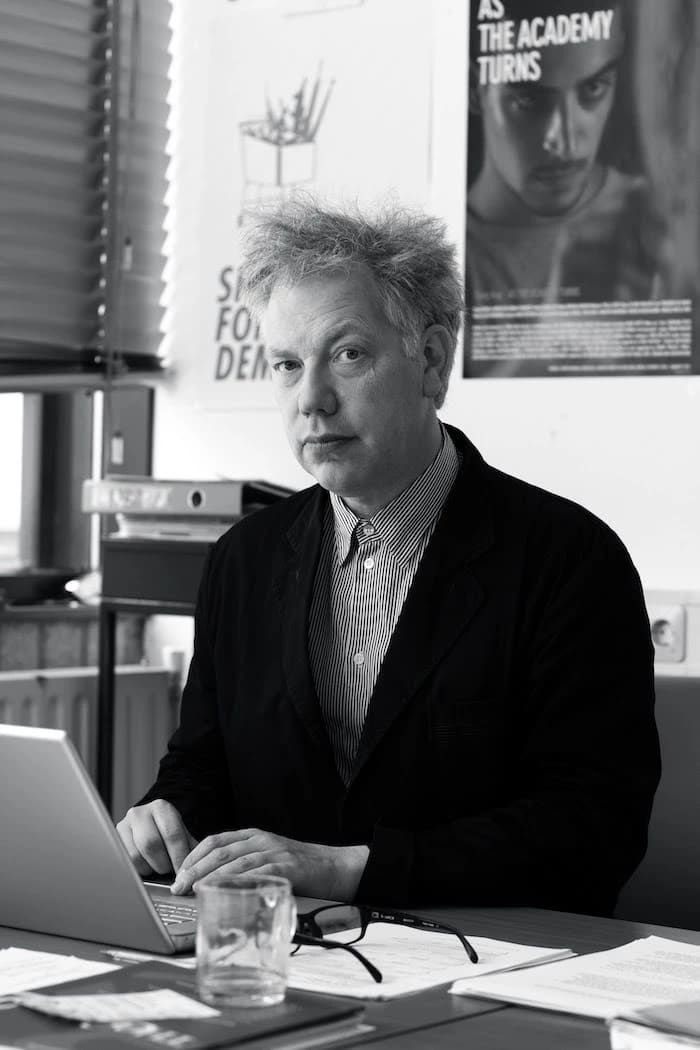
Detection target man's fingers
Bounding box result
[130,813,172,875]
[186,850,269,892]
[175,843,251,891]
[179,829,256,873]
[117,800,192,876]
[151,807,193,874]
[116,817,152,877]
[172,835,264,893]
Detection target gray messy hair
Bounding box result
[239,196,464,407]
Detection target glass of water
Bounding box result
[195,874,296,1007]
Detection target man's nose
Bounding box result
[542,99,576,160]
[298,362,337,416]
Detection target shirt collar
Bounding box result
[329,424,460,566]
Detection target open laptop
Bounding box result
[0,725,196,953]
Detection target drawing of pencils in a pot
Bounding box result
[239,65,335,210]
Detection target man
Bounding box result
[118,198,659,914]
[467,0,661,306]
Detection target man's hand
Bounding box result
[117,799,198,878]
[170,828,369,901]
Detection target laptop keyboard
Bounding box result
[153,899,198,926]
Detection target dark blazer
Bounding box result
[141,425,660,916]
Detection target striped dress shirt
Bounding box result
[308,427,460,783]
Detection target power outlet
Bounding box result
[648,604,686,663]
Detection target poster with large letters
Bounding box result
[166,0,435,409]
[463,0,700,378]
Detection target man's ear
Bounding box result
[421,325,452,402]
[469,60,483,115]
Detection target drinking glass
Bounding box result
[196,874,296,1007]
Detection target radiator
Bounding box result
[0,665,179,820]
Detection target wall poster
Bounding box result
[168,0,434,411]
[463,0,700,378]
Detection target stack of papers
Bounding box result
[288,924,574,1000]
[17,988,219,1023]
[450,936,700,1020]
[0,948,118,996]
[610,999,700,1049]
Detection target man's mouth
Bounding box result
[532,161,587,185]
[304,434,352,447]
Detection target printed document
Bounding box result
[0,948,117,996]
[18,988,219,1023]
[609,1003,700,1050]
[289,924,573,1000]
[450,936,700,1019]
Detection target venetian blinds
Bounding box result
[0,0,171,385]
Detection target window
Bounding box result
[0,0,171,573]
[0,393,23,569]
[0,0,171,383]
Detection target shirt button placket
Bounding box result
[351,528,377,677]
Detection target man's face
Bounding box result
[262,267,439,518]
[476,11,624,217]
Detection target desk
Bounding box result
[4,906,700,1048]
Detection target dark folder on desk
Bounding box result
[1,961,365,1050]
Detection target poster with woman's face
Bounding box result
[463,0,700,379]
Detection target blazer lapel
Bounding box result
[272,488,336,755]
[349,437,495,785]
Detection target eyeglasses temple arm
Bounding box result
[454,930,479,964]
[364,909,479,964]
[417,920,479,964]
[293,933,383,983]
[408,917,479,964]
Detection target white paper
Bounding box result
[608,1019,693,1050]
[168,0,434,412]
[0,948,118,996]
[101,950,197,970]
[18,988,219,1023]
[288,923,573,1000]
[450,936,700,1020]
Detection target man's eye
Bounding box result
[272,359,299,373]
[579,75,614,106]
[506,89,539,112]
[335,347,363,364]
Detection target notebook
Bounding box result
[0,960,367,1050]
[0,724,196,954]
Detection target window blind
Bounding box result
[0,0,171,385]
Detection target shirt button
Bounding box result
[364,524,375,536]
[363,557,375,570]
[353,652,365,666]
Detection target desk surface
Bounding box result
[4,906,700,1049]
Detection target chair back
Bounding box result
[615,675,700,930]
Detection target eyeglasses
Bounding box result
[292,904,479,984]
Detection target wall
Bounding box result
[150,0,700,660]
